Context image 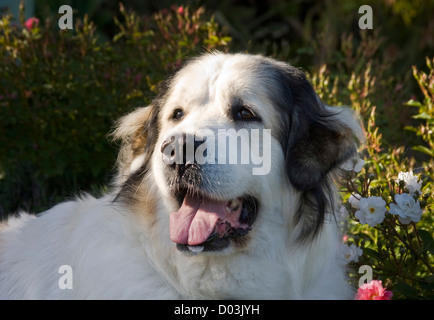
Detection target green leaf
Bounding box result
[363,248,381,260]
[404,126,419,133]
[405,99,423,107]
[412,112,432,120]
[412,145,434,157]
[418,229,434,254]
[395,282,419,299]
[418,276,434,292]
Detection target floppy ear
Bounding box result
[110,105,159,185]
[286,105,363,191]
[272,64,363,191]
[274,65,364,239]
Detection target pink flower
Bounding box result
[177,6,185,15]
[25,17,39,30]
[355,280,393,300]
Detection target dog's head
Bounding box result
[112,52,363,255]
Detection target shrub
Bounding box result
[310,34,433,298]
[0,5,230,215]
[338,58,434,300]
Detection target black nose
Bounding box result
[161,133,203,171]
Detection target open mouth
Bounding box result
[169,189,258,254]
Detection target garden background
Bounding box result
[0,0,433,299]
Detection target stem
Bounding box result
[385,218,434,276]
[411,222,423,248]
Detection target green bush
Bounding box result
[0,4,230,215]
[309,35,434,299]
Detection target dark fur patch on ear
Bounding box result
[287,111,356,241]
[113,105,160,204]
[261,59,359,241]
[288,119,356,242]
[287,124,356,191]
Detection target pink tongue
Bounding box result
[170,195,227,245]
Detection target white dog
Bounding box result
[0,52,363,299]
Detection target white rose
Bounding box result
[345,244,363,262]
[348,194,362,209]
[396,171,422,195]
[389,193,423,224]
[355,196,387,227]
[340,157,365,172]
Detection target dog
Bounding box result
[0,52,363,299]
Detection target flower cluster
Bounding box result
[348,170,423,227]
[341,164,432,299]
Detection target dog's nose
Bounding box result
[161,133,202,170]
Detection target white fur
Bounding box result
[0,53,358,299]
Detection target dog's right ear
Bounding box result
[110,105,159,185]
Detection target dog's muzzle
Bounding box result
[161,134,258,254]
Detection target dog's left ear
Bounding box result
[283,73,364,191]
[110,105,159,184]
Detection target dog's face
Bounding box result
[113,53,362,255]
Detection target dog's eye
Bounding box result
[235,107,258,121]
[171,109,184,121]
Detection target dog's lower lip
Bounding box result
[177,238,230,253]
